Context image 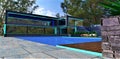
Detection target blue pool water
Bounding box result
[17,36,101,46]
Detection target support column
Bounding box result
[74,21,77,32]
[75,27,77,32]
[4,24,7,35]
[47,22,50,26]
[54,27,57,35]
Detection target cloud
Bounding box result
[33,7,56,17]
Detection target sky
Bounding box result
[33,0,64,17]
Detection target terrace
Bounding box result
[0,36,102,58]
[1,10,102,58]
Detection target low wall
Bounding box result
[101,16,120,58]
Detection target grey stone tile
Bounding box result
[21,46,49,53]
[22,45,63,53]
[90,56,103,59]
[13,37,47,46]
[31,52,55,58]
[4,54,33,59]
[4,53,55,59]
[18,40,47,47]
[44,49,96,58]
[0,47,29,57]
[0,40,20,49]
[39,45,64,50]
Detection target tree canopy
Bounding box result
[61,0,105,26]
[0,0,38,25]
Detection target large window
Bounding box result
[68,17,83,27]
[7,17,50,26]
[67,27,74,34]
[6,25,54,35]
[7,25,27,34]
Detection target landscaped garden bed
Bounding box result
[62,41,102,53]
[71,31,97,37]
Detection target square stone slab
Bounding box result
[43,49,96,58]
[21,45,63,53]
[4,53,55,59]
[0,47,29,57]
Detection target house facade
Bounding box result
[4,10,84,36]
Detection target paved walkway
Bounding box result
[0,36,102,59]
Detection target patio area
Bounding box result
[0,36,102,59]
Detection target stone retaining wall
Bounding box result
[101,16,120,58]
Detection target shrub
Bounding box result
[73,31,97,37]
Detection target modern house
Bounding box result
[3,10,84,36]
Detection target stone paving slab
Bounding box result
[21,45,64,53]
[4,54,32,59]
[0,47,29,57]
[31,53,56,58]
[43,49,96,58]
[16,38,47,46]
[0,40,20,49]
[4,53,55,59]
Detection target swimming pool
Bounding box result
[17,36,102,57]
[17,36,101,46]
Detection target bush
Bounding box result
[72,31,97,37]
[89,31,96,34]
[74,31,89,35]
[89,31,97,37]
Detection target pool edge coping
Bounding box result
[56,45,102,57]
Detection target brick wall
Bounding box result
[101,16,120,59]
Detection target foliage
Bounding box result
[0,0,38,35]
[61,0,105,26]
[56,13,60,18]
[100,0,120,16]
[89,31,96,34]
[71,31,97,37]
[0,0,38,25]
[72,31,89,35]
[61,0,85,17]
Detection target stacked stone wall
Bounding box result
[101,16,120,58]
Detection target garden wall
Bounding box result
[101,16,120,58]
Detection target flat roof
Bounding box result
[67,16,84,21]
[6,10,59,21]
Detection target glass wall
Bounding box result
[68,20,75,26]
[7,25,54,35]
[67,17,83,33]
[67,27,74,34]
[7,25,27,34]
[7,17,50,26]
[6,15,55,35]
[68,18,83,26]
